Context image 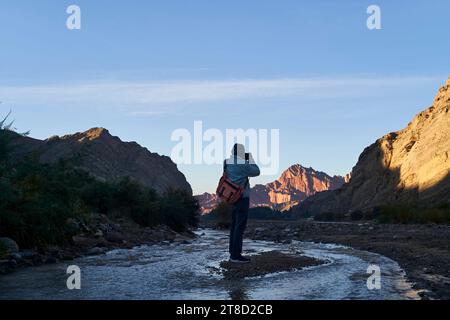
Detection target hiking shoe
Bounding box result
[229,255,251,263]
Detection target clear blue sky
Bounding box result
[0,1,448,194]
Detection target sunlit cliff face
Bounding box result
[378,77,450,196]
[300,77,450,215]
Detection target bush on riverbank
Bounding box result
[378,204,450,224]
[0,157,90,247]
[310,204,450,224]
[313,211,346,221]
[160,189,200,232]
[206,202,231,229]
[81,179,199,232]
[0,117,199,249]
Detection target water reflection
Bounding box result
[226,281,250,300]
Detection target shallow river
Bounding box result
[0,229,419,300]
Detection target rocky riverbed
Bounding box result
[244,220,450,300]
[2,217,446,300]
[0,229,419,300]
[0,214,196,275]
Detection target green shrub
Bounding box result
[160,189,199,232]
[80,180,116,215]
[314,211,345,221]
[350,210,364,221]
[209,202,231,229]
[0,155,87,247]
[378,204,450,224]
[123,183,162,227]
[0,117,200,249]
[363,207,380,220]
[0,132,10,165]
[82,178,199,230]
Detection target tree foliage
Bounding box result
[0,113,199,248]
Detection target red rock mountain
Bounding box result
[250,165,348,209]
[9,127,192,195]
[195,164,348,213]
[195,192,220,214]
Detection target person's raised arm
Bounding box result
[244,153,260,177]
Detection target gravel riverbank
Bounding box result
[0,214,196,275]
[245,220,450,300]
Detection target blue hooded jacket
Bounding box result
[224,155,260,198]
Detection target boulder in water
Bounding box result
[0,238,19,254]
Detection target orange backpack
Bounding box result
[216,155,248,204]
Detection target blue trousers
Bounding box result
[229,197,250,258]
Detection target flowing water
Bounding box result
[0,229,419,300]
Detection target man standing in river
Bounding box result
[224,143,260,263]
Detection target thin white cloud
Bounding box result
[128,111,167,116]
[0,76,442,110]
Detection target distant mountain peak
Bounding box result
[285,164,333,176]
[46,127,112,143]
[83,127,110,140]
[69,127,112,142]
[255,164,347,209]
[195,163,347,214]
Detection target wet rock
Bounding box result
[66,218,90,233]
[174,233,193,244]
[72,235,93,246]
[105,231,125,244]
[0,259,18,273]
[111,223,122,231]
[20,250,36,260]
[7,259,17,268]
[94,230,104,238]
[87,247,106,256]
[0,238,19,254]
[422,267,433,274]
[8,253,22,262]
